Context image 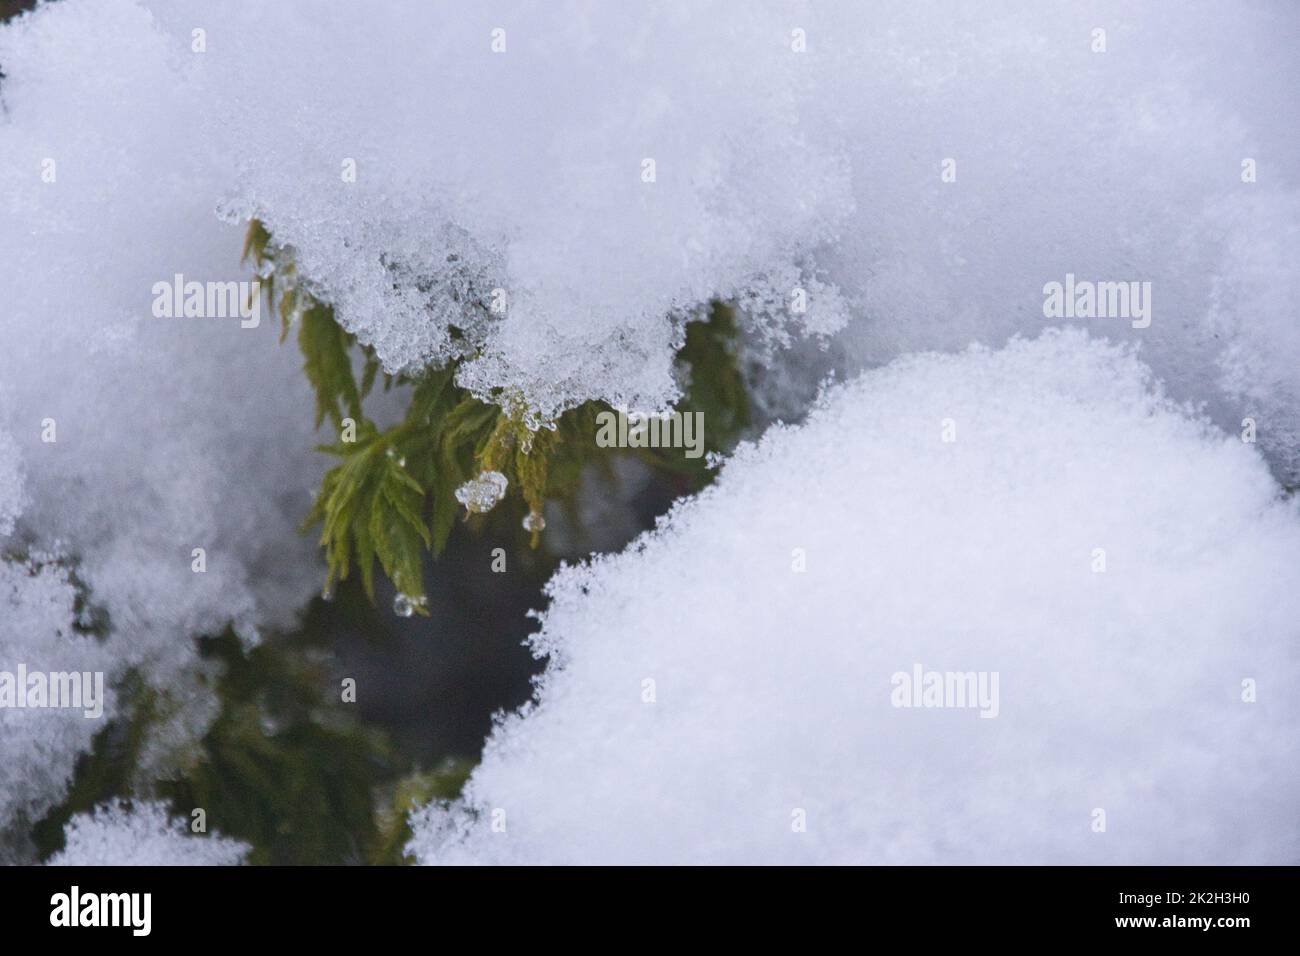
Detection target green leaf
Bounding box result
[241,218,272,267]
[298,303,362,430]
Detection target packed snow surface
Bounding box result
[410,332,1300,864]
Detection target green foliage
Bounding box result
[299,303,364,428]
[156,628,398,865]
[676,305,752,451]
[246,219,753,612]
[308,417,431,607]
[240,217,272,270]
[32,626,400,865]
[30,670,159,858]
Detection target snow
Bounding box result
[812,2,1300,482]
[2,0,1288,451]
[48,801,249,866]
[0,431,25,538]
[0,0,326,834]
[198,0,1300,479]
[0,435,112,844]
[0,554,116,841]
[409,331,1300,864]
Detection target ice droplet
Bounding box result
[455,470,509,514]
[392,592,427,618]
[522,510,546,533]
[320,585,334,602]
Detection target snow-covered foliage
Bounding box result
[4,0,1291,448]
[409,332,1300,864]
[187,1,1300,480]
[48,801,249,866]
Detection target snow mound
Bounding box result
[409,331,1300,864]
[0,0,325,814]
[49,801,249,866]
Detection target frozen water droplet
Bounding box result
[393,592,427,618]
[321,585,334,602]
[455,470,509,514]
[397,456,406,468]
[523,510,546,533]
[385,447,396,459]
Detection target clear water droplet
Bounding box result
[522,510,546,533]
[454,470,509,514]
[321,585,334,602]
[392,592,427,618]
